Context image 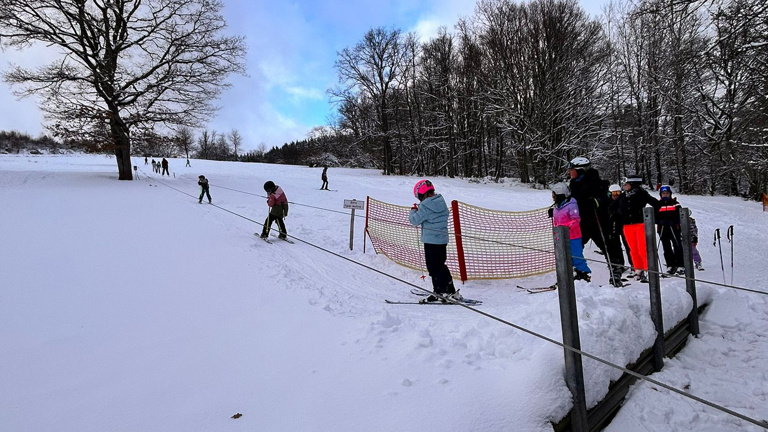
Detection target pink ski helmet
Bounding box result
[413,179,435,200]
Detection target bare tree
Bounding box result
[332,27,408,174]
[0,0,246,180]
[175,126,196,161]
[229,129,242,160]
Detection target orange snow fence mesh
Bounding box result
[364,197,555,281]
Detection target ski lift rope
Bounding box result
[144,170,768,431]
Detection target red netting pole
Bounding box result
[452,200,468,282]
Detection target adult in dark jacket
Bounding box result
[161,158,169,176]
[615,174,660,282]
[656,185,684,274]
[568,157,623,286]
[321,166,329,190]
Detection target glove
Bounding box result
[692,236,698,243]
[412,203,419,211]
[547,208,553,218]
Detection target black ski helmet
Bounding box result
[263,181,275,192]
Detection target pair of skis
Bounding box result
[255,233,295,244]
[385,289,483,306]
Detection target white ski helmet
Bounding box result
[568,157,591,171]
[551,182,570,196]
[608,184,621,193]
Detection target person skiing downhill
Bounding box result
[260,181,288,240]
[550,182,591,282]
[408,179,462,303]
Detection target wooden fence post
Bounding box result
[554,225,589,432]
[643,207,665,372]
[679,207,700,336]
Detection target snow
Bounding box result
[1,154,766,432]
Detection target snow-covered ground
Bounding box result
[1,154,766,432]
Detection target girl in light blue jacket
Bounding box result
[409,180,461,303]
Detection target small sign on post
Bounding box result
[133,165,139,180]
[343,199,364,250]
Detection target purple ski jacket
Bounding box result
[552,197,582,240]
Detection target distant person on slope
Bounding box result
[161,158,169,176]
[260,181,288,240]
[321,166,329,190]
[550,182,591,282]
[198,175,212,204]
[151,159,157,173]
[409,179,462,304]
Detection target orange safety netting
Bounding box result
[364,197,463,277]
[364,197,555,281]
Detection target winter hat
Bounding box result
[568,157,590,171]
[413,179,435,201]
[199,175,205,179]
[550,182,570,197]
[263,181,276,192]
[608,184,621,193]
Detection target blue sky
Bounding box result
[0,0,605,152]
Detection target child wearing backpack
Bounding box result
[260,181,288,240]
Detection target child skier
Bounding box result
[198,175,212,204]
[408,179,461,303]
[608,184,634,276]
[550,182,592,282]
[656,185,684,274]
[690,213,704,270]
[615,174,660,283]
[260,181,288,240]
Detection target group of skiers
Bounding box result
[193,166,333,243]
[145,157,170,176]
[550,157,703,286]
[192,159,703,302]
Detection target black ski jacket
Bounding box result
[615,187,660,225]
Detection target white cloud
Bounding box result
[285,86,324,101]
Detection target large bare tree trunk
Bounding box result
[111,118,133,180]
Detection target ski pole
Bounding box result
[727,225,734,285]
[714,228,725,284]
